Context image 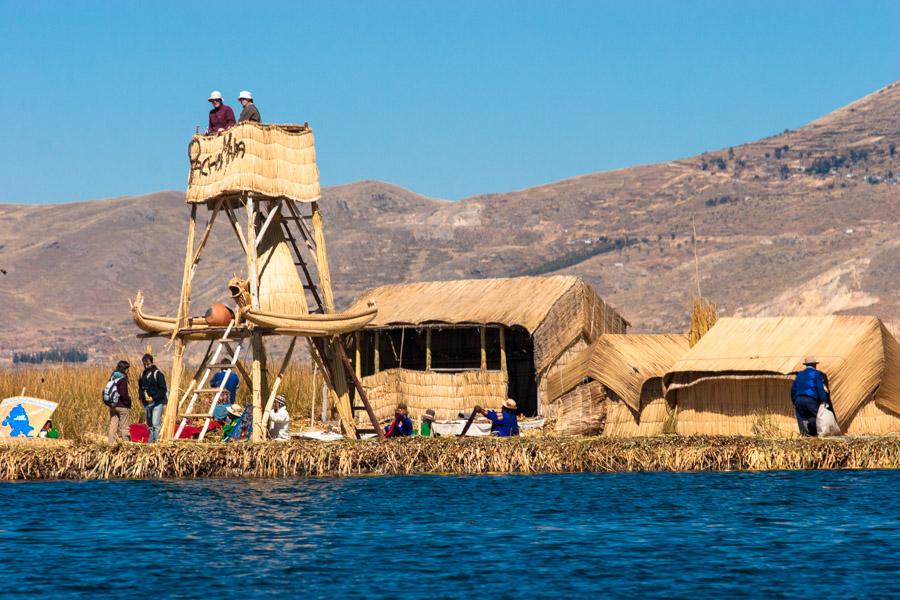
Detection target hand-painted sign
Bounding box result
[0,396,59,440]
[185,122,321,204]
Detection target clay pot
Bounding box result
[205,303,235,326]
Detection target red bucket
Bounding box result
[130,424,150,443]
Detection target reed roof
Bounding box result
[664,316,900,426]
[347,276,621,331]
[347,276,629,373]
[186,122,320,205]
[547,334,689,411]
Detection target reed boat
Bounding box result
[131,292,377,338]
[244,301,378,336]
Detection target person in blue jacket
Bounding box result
[210,368,239,407]
[384,403,414,437]
[790,356,830,436]
[478,399,520,437]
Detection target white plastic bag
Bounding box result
[816,403,841,437]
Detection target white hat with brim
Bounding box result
[503,399,517,410]
[208,90,223,102]
[238,90,253,100]
[227,404,244,417]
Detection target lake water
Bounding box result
[1,470,898,598]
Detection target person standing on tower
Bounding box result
[237,90,261,123]
[206,90,236,134]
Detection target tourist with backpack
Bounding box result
[138,353,167,443]
[103,360,132,443]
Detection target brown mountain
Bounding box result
[1,81,898,360]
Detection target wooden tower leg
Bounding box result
[162,205,198,440]
[250,331,267,442]
[311,201,358,437]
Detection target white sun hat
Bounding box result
[238,90,253,100]
[208,90,223,101]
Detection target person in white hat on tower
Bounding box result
[205,90,236,134]
[237,90,260,123]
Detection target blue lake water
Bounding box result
[1,470,899,598]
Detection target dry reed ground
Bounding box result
[1,436,898,480]
[0,364,317,440]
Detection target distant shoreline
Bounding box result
[1,436,898,481]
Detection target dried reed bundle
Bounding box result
[689,297,718,347]
[1,436,898,481]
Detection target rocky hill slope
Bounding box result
[1,81,898,359]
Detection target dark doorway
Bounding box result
[506,326,537,416]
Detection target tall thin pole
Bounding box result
[162,205,198,440]
[691,216,702,299]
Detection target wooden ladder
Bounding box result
[175,320,247,441]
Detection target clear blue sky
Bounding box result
[2,1,898,204]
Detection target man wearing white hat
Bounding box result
[205,90,236,134]
[237,90,261,123]
[267,395,290,441]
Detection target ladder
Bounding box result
[175,320,247,441]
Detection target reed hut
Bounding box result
[343,276,628,423]
[664,316,900,436]
[545,334,690,435]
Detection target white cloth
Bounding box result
[267,406,291,441]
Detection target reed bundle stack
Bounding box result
[665,316,900,436]
[344,276,628,423]
[546,334,690,436]
[2,436,898,480]
[689,297,718,347]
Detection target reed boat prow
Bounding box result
[130,291,212,337]
[245,300,377,336]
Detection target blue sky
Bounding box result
[2,0,898,204]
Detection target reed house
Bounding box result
[343,276,628,423]
[664,316,900,436]
[545,334,689,435]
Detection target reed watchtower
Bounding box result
[131,122,380,441]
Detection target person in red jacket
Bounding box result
[206,90,236,134]
[107,360,133,443]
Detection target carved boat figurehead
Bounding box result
[228,276,252,319]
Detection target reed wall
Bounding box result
[360,368,508,422]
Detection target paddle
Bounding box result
[459,405,482,437]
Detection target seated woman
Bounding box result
[477,400,519,437]
[384,403,413,437]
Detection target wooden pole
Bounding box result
[500,327,507,375]
[336,341,383,437]
[373,331,380,373]
[261,337,296,438]
[691,215,702,300]
[311,363,317,425]
[246,194,267,441]
[161,205,197,440]
[480,326,487,371]
[354,331,362,379]
[425,329,432,371]
[310,201,356,436]
[306,338,356,437]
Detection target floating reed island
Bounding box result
[2,436,899,481]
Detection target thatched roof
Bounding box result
[186,122,320,204]
[664,316,900,427]
[347,276,628,373]
[347,276,617,330]
[547,334,690,411]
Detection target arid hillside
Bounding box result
[1,81,898,359]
